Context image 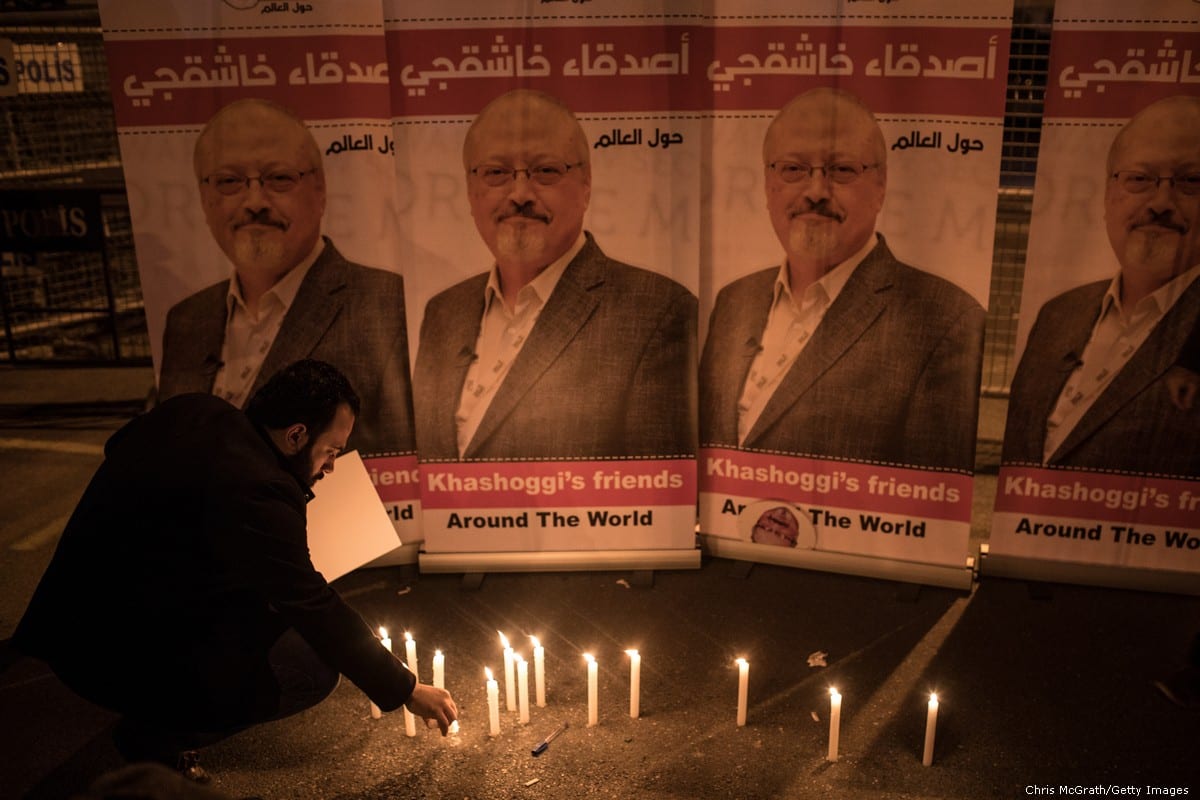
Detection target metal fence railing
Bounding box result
[0,4,148,365]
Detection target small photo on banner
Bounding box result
[385,1,700,557]
[991,0,1200,577]
[698,0,1011,571]
[97,0,420,547]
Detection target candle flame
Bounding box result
[485,667,493,681]
[930,692,938,703]
[830,687,840,699]
[735,657,748,667]
[435,649,443,657]
[498,631,510,648]
[515,653,525,664]
[530,635,540,648]
[404,631,413,642]
[625,648,639,657]
[584,653,595,663]
[378,626,388,639]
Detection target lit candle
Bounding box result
[485,668,501,736]
[404,632,418,679]
[531,636,546,707]
[517,654,530,724]
[370,627,391,720]
[735,658,749,727]
[827,687,841,762]
[433,649,445,690]
[500,631,516,712]
[625,649,641,719]
[922,693,938,766]
[584,653,598,726]
[404,631,418,737]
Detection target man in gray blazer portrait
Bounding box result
[158,98,414,458]
[700,88,985,471]
[1002,95,1200,476]
[412,89,697,461]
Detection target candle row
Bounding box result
[375,630,939,764]
[824,685,939,766]
[738,660,940,766]
[498,632,546,715]
[371,627,456,736]
[487,632,644,736]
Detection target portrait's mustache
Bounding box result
[788,198,844,223]
[1132,209,1187,234]
[234,209,287,230]
[498,201,550,223]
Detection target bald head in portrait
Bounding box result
[700,88,985,471]
[1003,95,1200,476]
[158,98,414,457]
[412,89,697,461]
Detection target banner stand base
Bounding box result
[419,547,700,574]
[979,549,1200,596]
[363,542,421,568]
[699,534,973,591]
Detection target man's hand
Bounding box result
[1165,365,1199,412]
[405,683,458,735]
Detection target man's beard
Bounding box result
[785,199,844,266]
[233,230,287,274]
[492,201,552,263]
[787,221,842,266]
[284,446,321,488]
[1121,229,1187,282]
[495,222,547,263]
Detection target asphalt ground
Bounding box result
[2,400,1199,799]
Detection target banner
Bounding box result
[698,0,1010,571]
[386,0,699,557]
[990,0,1200,579]
[97,0,420,548]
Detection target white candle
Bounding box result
[370,627,391,720]
[735,658,749,727]
[625,649,641,719]
[922,693,938,766]
[517,654,530,724]
[531,636,546,707]
[433,649,445,690]
[827,687,841,762]
[404,704,417,737]
[403,631,418,737]
[500,631,516,712]
[485,667,501,736]
[584,653,598,727]
[404,632,418,679]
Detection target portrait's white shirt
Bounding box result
[212,238,324,409]
[1043,261,1200,461]
[736,232,876,445]
[455,232,586,456]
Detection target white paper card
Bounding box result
[306,451,400,581]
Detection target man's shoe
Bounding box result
[1153,666,1200,710]
[177,750,212,784]
[114,718,212,782]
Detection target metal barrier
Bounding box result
[0,4,149,365]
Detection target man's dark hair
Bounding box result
[245,359,360,436]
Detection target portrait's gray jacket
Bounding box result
[699,235,984,471]
[1002,277,1200,477]
[158,237,415,457]
[413,233,697,461]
